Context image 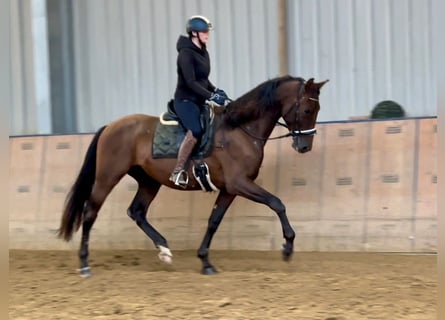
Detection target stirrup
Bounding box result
[169,169,189,188]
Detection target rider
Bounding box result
[169,15,230,187]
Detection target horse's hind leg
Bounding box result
[127,166,172,263]
[79,176,122,277]
[197,190,236,275]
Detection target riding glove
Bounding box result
[208,93,227,107]
[214,88,229,99]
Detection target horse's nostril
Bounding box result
[298,146,311,153]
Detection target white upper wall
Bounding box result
[9,0,438,135]
[10,0,52,135]
[288,0,436,121]
[71,0,280,132]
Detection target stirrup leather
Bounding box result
[170,169,189,187]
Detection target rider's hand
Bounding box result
[214,88,229,100]
[208,93,227,107]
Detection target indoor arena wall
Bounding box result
[9,117,437,252]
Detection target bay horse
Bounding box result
[57,75,328,276]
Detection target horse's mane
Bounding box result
[223,75,304,128]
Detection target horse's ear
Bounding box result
[314,79,329,90]
[304,78,315,91]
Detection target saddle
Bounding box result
[153,100,215,159]
[152,100,218,192]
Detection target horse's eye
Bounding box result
[304,109,311,114]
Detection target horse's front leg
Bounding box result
[197,190,236,275]
[232,179,295,260]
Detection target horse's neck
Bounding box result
[241,109,281,141]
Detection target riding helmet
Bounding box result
[186,15,213,34]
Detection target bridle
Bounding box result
[270,83,318,140]
[239,80,319,141]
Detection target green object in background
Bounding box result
[370,100,406,119]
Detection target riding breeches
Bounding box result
[173,99,204,139]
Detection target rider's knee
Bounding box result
[191,127,203,140]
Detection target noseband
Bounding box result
[272,90,318,140]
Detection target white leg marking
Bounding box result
[76,266,91,277]
[158,245,173,264]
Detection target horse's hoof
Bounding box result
[282,252,293,262]
[282,243,294,261]
[159,253,173,264]
[78,267,91,278]
[282,245,293,262]
[158,245,173,264]
[202,266,218,275]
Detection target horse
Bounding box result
[57,75,329,277]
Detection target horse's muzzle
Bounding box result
[292,136,313,153]
[298,145,310,153]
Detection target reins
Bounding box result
[240,120,316,142]
[239,125,269,142]
[268,122,294,140]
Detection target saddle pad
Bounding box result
[152,122,214,159]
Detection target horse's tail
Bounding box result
[57,125,107,241]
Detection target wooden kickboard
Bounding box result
[366,120,416,220]
[415,118,437,219]
[320,122,370,220]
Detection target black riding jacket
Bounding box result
[174,35,216,104]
